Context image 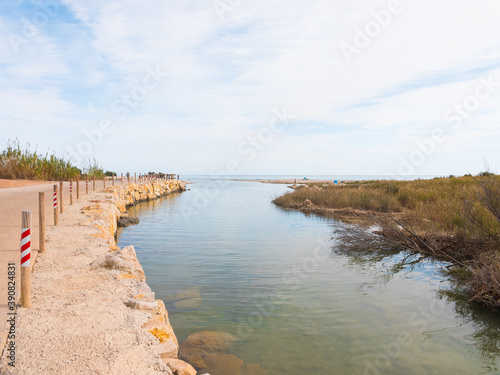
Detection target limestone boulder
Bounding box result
[124,299,157,311]
[89,245,145,281]
[152,340,179,359]
[152,300,171,324]
[144,319,178,347]
[117,215,140,227]
[162,358,196,375]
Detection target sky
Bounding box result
[1,0,499,177]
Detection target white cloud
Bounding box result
[0,0,499,174]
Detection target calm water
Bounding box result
[117,179,500,375]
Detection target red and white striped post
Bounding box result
[53,184,58,226]
[70,180,73,205]
[21,211,32,308]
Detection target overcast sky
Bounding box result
[1,0,499,176]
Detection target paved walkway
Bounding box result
[0,179,112,356]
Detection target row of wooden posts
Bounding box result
[19,173,178,308]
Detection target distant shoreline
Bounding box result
[238,179,350,185]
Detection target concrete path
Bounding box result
[0,179,115,356]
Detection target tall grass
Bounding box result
[274,176,500,240]
[0,139,103,181]
[82,158,105,179]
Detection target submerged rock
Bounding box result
[179,331,268,374]
[171,287,203,309]
[180,331,237,355]
[202,354,243,375]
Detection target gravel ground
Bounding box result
[0,189,173,375]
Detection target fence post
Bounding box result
[135,172,137,183]
[59,181,63,214]
[70,180,73,205]
[112,174,115,186]
[21,211,32,308]
[53,185,58,226]
[86,178,88,194]
[39,192,45,254]
[103,176,106,189]
[93,175,96,191]
[76,177,80,199]
[121,173,123,185]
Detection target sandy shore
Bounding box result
[0,181,188,374]
[243,179,347,185]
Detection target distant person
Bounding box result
[177,174,179,180]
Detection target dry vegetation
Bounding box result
[273,174,500,309]
[0,139,104,180]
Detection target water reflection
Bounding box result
[332,222,500,373]
[438,281,500,371]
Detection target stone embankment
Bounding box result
[84,180,197,374]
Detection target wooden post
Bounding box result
[86,178,89,194]
[135,173,137,183]
[39,192,45,254]
[76,177,80,199]
[121,173,123,185]
[21,211,32,308]
[59,181,64,214]
[112,174,115,186]
[70,180,73,205]
[93,175,96,191]
[53,185,58,226]
[103,176,106,189]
